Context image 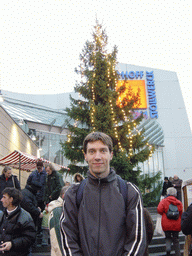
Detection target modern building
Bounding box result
[0,104,39,188]
[1,63,192,182]
[117,63,192,181]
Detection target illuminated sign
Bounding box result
[116,80,147,109]
[146,71,158,119]
[117,70,158,119]
[117,71,144,79]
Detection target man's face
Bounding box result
[1,193,13,209]
[174,175,178,180]
[84,140,113,179]
[37,166,43,173]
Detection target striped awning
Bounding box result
[0,150,69,172]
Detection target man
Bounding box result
[20,180,43,225]
[27,160,47,235]
[157,187,183,256]
[172,175,182,201]
[60,132,146,256]
[0,187,36,256]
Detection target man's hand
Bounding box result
[0,241,12,251]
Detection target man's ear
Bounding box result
[110,151,113,160]
[84,152,87,162]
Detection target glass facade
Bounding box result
[139,146,165,177]
[35,130,70,168]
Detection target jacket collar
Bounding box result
[5,205,21,219]
[87,168,117,185]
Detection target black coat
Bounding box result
[181,203,192,236]
[0,174,21,211]
[162,180,172,196]
[0,206,36,256]
[20,185,41,223]
[44,170,63,204]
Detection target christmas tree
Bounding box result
[61,20,157,189]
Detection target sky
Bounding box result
[1,0,191,128]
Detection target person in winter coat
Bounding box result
[27,160,46,235]
[44,163,63,205]
[74,173,84,183]
[162,177,173,197]
[172,175,183,201]
[0,166,21,211]
[27,161,47,211]
[0,187,36,256]
[47,186,68,256]
[20,181,43,225]
[181,203,192,256]
[60,132,146,256]
[157,187,183,256]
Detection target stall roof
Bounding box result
[0,150,69,172]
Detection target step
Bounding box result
[149,250,184,256]
[149,233,185,256]
[149,241,184,253]
[150,234,185,245]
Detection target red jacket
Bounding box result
[157,196,183,231]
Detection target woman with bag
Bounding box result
[0,166,21,210]
[157,187,183,256]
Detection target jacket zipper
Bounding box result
[97,178,101,256]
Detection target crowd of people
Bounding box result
[0,161,64,255]
[0,131,192,256]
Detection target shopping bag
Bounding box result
[42,210,50,229]
[155,214,165,236]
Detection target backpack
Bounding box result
[166,203,179,220]
[76,175,128,210]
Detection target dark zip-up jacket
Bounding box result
[0,206,36,256]
[20,184,41,223]
[60,169,146,256]
[27,169,47,202]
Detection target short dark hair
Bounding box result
[2,187,23,206]
[36,160,44,167]
[83,132,113,153]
